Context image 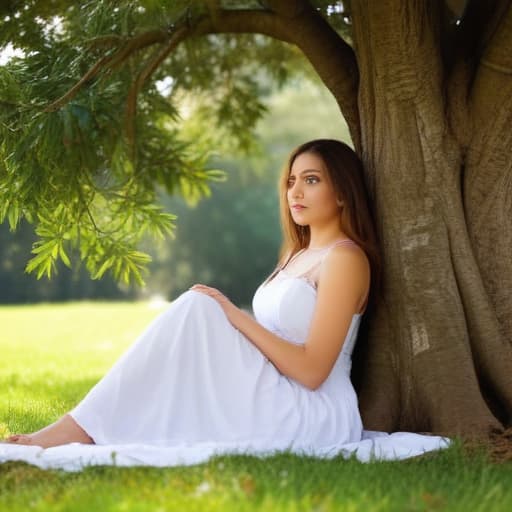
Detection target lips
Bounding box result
[291,204,306,211]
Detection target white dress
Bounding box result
[69,243,364,450]
[0,241,450,470]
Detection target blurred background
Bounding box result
[0,79,349,308]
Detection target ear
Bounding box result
[336,198,344,207]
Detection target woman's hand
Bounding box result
[189,284,245,329]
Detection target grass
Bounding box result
[1,301,512,511]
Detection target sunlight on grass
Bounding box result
[0,302,161,433]
[1,302,511,511]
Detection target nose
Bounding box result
[288,180,303,199]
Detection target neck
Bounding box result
[308,227,347,250]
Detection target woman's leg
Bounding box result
[6,414,94,448]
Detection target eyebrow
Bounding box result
[289,169,322,177]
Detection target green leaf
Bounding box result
[92,255,116,280]
[59,244,71,268]
[7,203,20,231]
[0,2,305,287]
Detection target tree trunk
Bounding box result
[348,0,512,436]
[465,5,512,350]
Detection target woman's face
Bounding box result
[286,152,340,228]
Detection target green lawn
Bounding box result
[1,302,511,511]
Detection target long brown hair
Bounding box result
[275,139,381,299]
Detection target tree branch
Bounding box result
[193,8,293,42]
[44,54,112,113]
[192,6,361,148]
[43,4,360,149]
[84,34,125,50]
[126,26,189,147]
[264,0,311,17]
[44,29,168,112]
[204,0,221,23]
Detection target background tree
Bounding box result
[1,0,511,437]
[0,220,129,302]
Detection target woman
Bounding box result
[6,139,378,453]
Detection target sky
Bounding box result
[0,43,24,65]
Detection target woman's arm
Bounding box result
[191,245,370,390]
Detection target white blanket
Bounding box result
[0,430,450,472]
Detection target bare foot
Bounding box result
[5,434,34,445]
[3,415,94,448]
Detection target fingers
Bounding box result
[190,284,220,295]
[190,285,228,304]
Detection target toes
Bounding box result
[6,434,33,445]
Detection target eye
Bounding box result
[305,175,319,184]
[286,177,295,188]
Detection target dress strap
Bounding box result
[320,239,358,262]
[289,239,357,287]
[331,239,358,247]
[277,240,358,278]
[263,248,304,284]
[286,248,306,266]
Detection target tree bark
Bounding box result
[349,0,512,436]
[466,2,512,348]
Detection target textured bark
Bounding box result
[347,0,512,436]
[462,4,512,425]
[466,3,512,348]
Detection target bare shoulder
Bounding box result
[317,243,370,302]
[323,243,370,276]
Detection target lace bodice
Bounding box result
[252,271,362,380]
[251,238,365,388]
[252,272,362,361]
